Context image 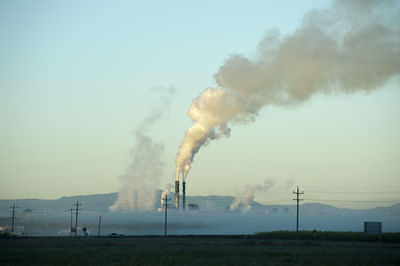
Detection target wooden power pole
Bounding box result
[70,208,73,237]
[10,204,17,235]
[293,186,304,239]
[73,200,82,237]
[162,195,171,237]
[98,216,102,237]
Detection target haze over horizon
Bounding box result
[1,0,399,210]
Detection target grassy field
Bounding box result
[255,230,400,242]
[1,235,400,265]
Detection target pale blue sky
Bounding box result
[1,0,399,208]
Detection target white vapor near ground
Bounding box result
[160,183,173,208]
[230,179,275,213]
[110,88,175,211]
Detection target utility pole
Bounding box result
[70,208,73,237]
[293,186,304,239]
[97,216,102,237]
[73,200,82,237]
[10,204,17,236]
[162,195,171,237]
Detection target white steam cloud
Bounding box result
[110,87,175,211]
[160,183,173,207]
[175,0,400,182]
[230,180,275,213]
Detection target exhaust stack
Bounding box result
[182,181,186,210]
[175,181,179,209]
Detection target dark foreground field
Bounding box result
[1,236,400,265]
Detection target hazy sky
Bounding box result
[1,0,399,209]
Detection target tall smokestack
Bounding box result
[175,180,179,209]
[182,181,186,210]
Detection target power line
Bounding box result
[73,200,82,237]
[262,200,294,204]
[162,195,171,237]
[263,188,294,192]
[10,204,17,236]
[306,191,400,194]
[97,216,101,237]
[293,186,303,239]
[303,185,399,190]
[306,198,400,203]
[69,208,73,238]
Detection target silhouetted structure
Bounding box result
[163,195,171,236]
[293,186,304,239]
[97,216,102,237]
[182,181,186,210]
[73,200,82,237]
[10,204,17,235]
[175,181,179,209]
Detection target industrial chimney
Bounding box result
[175,180,179,209]
[182,181,186,210]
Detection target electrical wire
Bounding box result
[305,198,400,203]
[303,185,399,190]
[262,200,294,205]
[306,190,400,194]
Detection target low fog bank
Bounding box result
[0,197,399,236]
[1,209,399,237]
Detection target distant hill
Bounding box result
[1,192,399,217]
[0,193,399,235]
[0,193,118,215]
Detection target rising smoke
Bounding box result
[230,179,275,213]
[160,183,173,207]
[175,0,400,181]
[110,87,175,211]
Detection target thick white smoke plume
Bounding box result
[230,180,275,213]
[110,88,175,211]
[175,0,400,181]
[175,88,236,181]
